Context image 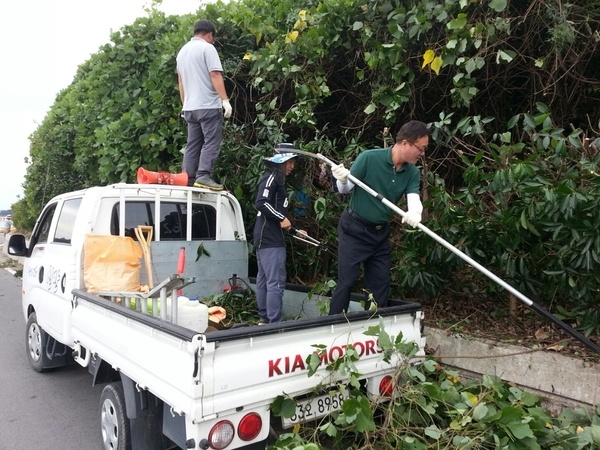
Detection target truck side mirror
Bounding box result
[7,234,28,257]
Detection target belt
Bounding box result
[347,208,387,230]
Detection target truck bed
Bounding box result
[70,286,424,423]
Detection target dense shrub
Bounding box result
[15,0,600,332]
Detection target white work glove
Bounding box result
[331,163,350,184]
[222,99,232,119]
[402,211,422,227]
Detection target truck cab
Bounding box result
[8,183,247,369]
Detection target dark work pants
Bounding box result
[182,108,223,182]
[329,210,391,314]
[256,247,286,323]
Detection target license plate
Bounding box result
[281,389,349,428]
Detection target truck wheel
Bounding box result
[100,382,131,450]
[25,312,46,372]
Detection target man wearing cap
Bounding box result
[328,120,429,315]
[253,144,305,324]
[177,19,232,190]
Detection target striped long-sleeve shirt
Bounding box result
[253,170,289,249]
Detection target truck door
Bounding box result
[25,198,82,342]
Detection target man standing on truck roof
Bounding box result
[253,144,306,324]
[177,19,232,191]
[328,120,429,315]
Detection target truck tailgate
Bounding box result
[200,305,425,416]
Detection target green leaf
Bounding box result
[352,21,363,31]
[354,396,376,432]
[377,328,392,350]
[591,424,600,444]
[269,395,284,415]
[447,14,468,30]
[507,422,534,439]
[364,103,376,114]
[363,324,381,337]
[473,403,489,421]
[424,425,442,439]
[195,242,211,261]
[507,114,520,129]
[521,392,541,407]
[520,210,529,229]
[524,114,537,129]
[465,58,477,74]
[489,0,508,12]
[320,422,337,437]
[422,359,438,372]
[536,102,550,114]
[270,395,297,418]
[279,397,298,418]
[500,406,523,423]
[305,353,321,377]
[496,50,514,63]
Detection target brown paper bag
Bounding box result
[83,235,143,292]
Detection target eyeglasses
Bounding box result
[405,140,427,153]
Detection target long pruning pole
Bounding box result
[281,148,600,354]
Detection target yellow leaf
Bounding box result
[431,56,443,75]
[242,52,253,60]
[576,426,584,434]
[545,422,553,429]
[293,423,301,434]
[422,49,435,68]
[299,9,307,21]
[285,30,299,42]
[445,374,460,384]
[463,392,479,406]
[293,20,307,30]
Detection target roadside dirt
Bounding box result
[419,292,600,364]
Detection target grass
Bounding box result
[0,258,18,268]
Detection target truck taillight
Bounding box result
[379,375,394,396]
[238,412,262,441]
[208,420,235,449]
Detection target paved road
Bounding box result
[0,265,104,450]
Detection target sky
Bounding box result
[0,0,202,211]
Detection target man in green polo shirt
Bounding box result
[328,120,429,315]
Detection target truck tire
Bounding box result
[25,312,46,373]
[100,382,131,450]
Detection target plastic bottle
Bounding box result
[176,296,209,333]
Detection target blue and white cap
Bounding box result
[264,143,299,164]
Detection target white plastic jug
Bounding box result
[176,296,209,333]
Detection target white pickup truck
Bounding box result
[7,183,425,450]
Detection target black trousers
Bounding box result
[329,209,391,314]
